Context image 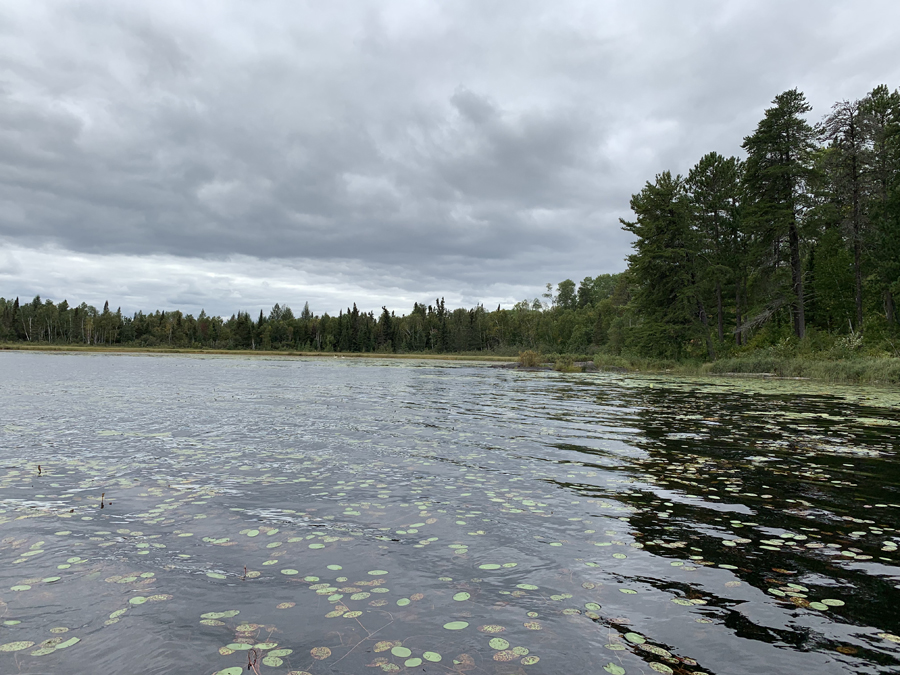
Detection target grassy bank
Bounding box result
[0,343,516,362]
[591,352,900,384]
[5,342,899,384]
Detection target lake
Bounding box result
[1,352,899,675]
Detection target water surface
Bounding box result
[1,352,899,674]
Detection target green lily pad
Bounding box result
[405,658,423,667]
[453,592,470,601]
[0,641,35,652]
[423,651,442,662]
[443,621,469,630]
[391,646,412,658]
[489,638,510,650]
[603,664,625,675]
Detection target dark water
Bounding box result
[1,352,899,675]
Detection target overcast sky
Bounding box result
[2,1,899,317]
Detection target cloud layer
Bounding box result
[2,0,899,315]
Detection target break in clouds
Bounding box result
[1,0,899,316]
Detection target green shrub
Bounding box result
[554,355,579,372]
[518,350,542,367]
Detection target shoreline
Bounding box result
[3,343,899,386]
[0,343,516,362]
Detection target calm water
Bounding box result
[1,352,899,675]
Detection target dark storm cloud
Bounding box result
[1,0,899,313]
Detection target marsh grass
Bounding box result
[5,342,898,384]
[705,355,900,384]
[553,355,580,373]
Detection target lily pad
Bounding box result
[0,641,35,652]
[443,621,469,630]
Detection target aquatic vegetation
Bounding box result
[0,353,898,674]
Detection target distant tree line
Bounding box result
[0,274,628,354]
[2,85,898,360]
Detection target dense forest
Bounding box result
[2,85,899,360]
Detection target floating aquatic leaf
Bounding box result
[478,564,501,570]
[821,599,845,607]
[521,655,540,665]
[391,646,412,658]
[443,621,469,630]
[489,638,510,650]
[423,651,442,662]
[311,646,332,660]
[0,641,35,652]
[216,669,244,675]
[649,664,673,674]
[405,658,423,667]
[478,625,506,633]
[624,633,645,645]
[453,592,470,601]
[523,621,542,630]
[262,656,283,667]
[129,596,148,605]
[227,643,253,650]
[603,664,625,675]
[368,570,388,575]
[55,637,80,649]
[516,584,538,590]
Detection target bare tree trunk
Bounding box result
[697,298,716,360]
[716,280,724,342]
[789,220,805,338]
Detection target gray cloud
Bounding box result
[1,0,899,314]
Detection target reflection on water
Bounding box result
[0,352,898,675]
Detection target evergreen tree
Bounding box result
[742,89,817,338]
